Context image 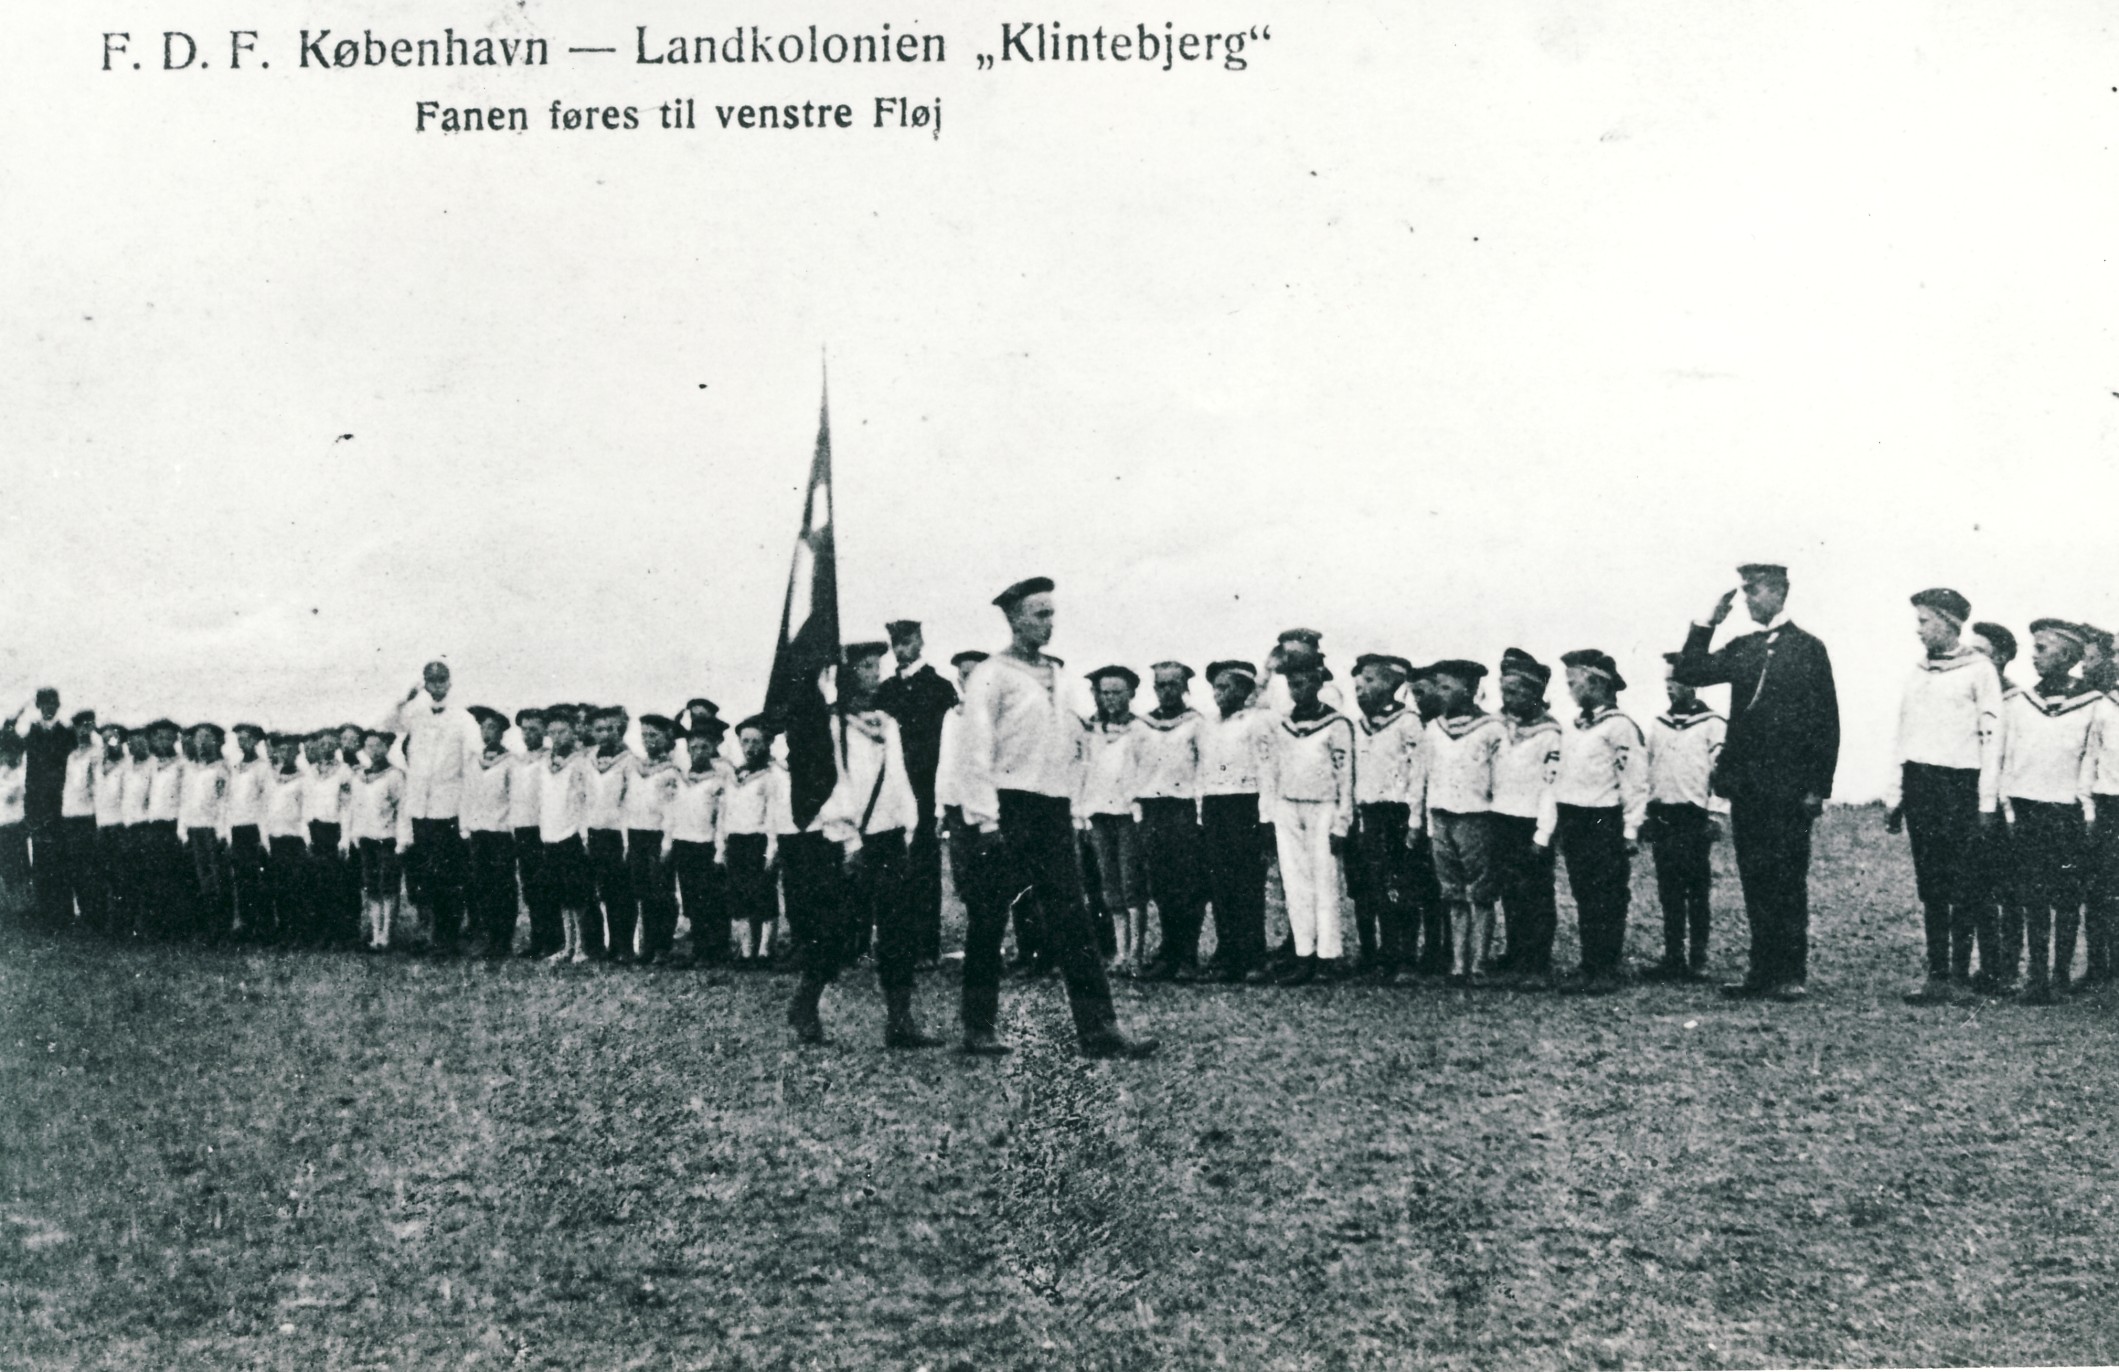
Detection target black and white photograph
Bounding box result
[4,1,2119,1366]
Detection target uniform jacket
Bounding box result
[1673,618,1839,803]
[875,661,959,805]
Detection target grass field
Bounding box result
[4,805,2119,1369]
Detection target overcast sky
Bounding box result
[5,0,2116,797]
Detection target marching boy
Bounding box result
[669,713,732,966]
[509,707,552,957]
[582,706,635,960]
[720,716,794,965]
[1489,650,1561,985]
[461,706,517,959]
[1423,660,1505,987]
[626,714,685,964]
[348,729,405,951]
[1260,644,1355,985]
[1348,653,1425,983]
[1882,589,2003,1003]
[1999,619,2099,1003]
[1554,651,1648,993]
[538,709,595,964]
[1644,652,1728,982]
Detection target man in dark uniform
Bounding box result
[874,618,958,966]
[1673,562,1840,1001]
[21,688,74,929]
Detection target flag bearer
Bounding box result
[1999,619,2099,1004]
[787,642,941,1049]
[1348,654,1425,983]
[93,725,131,937]
[1200,660,1274,983]
[1260,643,1355,985]
[224,723,270,941]
[1424,661,1505,986]
[1077,665,1146,974]
[460,706,517,959]
[1643,653,1726,982]
[669,713,731,966]
[1132,662,1210,981]
[1489,651,1562,985]
[625,714,684,964]
[1881,589,2004,1003]
[721,716,794,965]
[179,723,231,941]
[1553,651,1648,993]
[958,577,1155,1058]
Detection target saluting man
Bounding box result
[1882,588,2003,1004]
[1674,562,1839,1002]
[958,577,1156,1059]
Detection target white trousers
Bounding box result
[1275,799,1344,960]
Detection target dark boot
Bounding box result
[787,972,828,1045]
[884,985,942,1050]
[959,985,1010,1055]
[1080,1026,1159,1059]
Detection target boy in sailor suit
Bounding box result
[1554,651,1649,993]
[1424,660,1505,986]
[347,728,406,951]
[1999,620,2099,1003]
[721,717,795,965]
[179,723,232,941]
[668,714,731,966]
[260,733,309,946]
[460,706,518,959]
[582,706,636,961]
[1489,651,1562,986]
[509,708,554,957]
[1261,644,1354,984]
[1200,661,1276,984]
[1132,662,1209,981]
[625,715,685,964]
[93,725,133,937]
[1644,653,1728,982]
[1882,589,2002,1003]
[1348,654,1425,983]
[1077,666,1146,975]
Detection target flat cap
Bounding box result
[993,576,1055,610]
[1276,628,1324,647]
[683,697,721,718]
[950,649,990,668]
[843,640,891,663]
[1429,659,1487,686]
[735,713,776,736]
[1150,660,1194,680]
[1969,621,2018,663]
[1910,588,1971,624]
[884,619,921,640]
[2030,618,2088,648]
[1086,664,1140,691]
[1499,649,1551,688]
[69,709,97,726]
[638,713,676,735]
[1206,659,1258,684]
[1737,562,1788,581]
[513,706,548,726]
[1351,653,1408,679]
[1561,648,1627,692]
[2078,622,2114,653]
[467,705,508,729]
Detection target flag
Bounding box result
[763,379,840,830]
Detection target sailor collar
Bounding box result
[1574,706,1621,731]
[681,763,724,785]
[1359,703,1411,734]
[733,763,776,785]
[1138,708,1201,732]
[478,748,511,770]
[548,749,580,774]
[1436,710,1498,741]
[1656,708,1722,731]
[636,756,678,776]
[839,710,891,745]
[1504,713,1561,741]
[2009,683,2098,717]
[1915,648,1988,675]
[591,748,631,774]
[1280,708,1349,739]
[1084,714,1134,734]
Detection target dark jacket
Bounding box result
[875,665,959,806]
[1673,620,1839,804]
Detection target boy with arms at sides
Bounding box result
[1260,644,1355,985]
[1488,651,1562,987]
[1643,652,1727,983]
[1132,661,1210,982]
[626,714,685,965]
[509,707,553,957]
[260,732,310,945]
[1199,660,1275,984]
[300,728,356,947]
[582,706,635,961]
[721,716,794,966]
[461,706,518,959]
[538,709,595,964]
[1882,590,2002,1003]
[224,722,271,941]
[669,712,732,967]
[1077,666,1146,975]
[1553,651,1649,994]
[1423,661,1505,987]
[92,724,132,937]
[348,728,406,951]
[1348,654,1426,984]
[179,723,231,942]
[1998,620,2099,1004]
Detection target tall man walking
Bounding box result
[957,577,1157,1059]
[1674,563,1840,1001]
[388,660,482,954]
[875,619,958,966]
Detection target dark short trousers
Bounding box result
[541,836,592,909]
